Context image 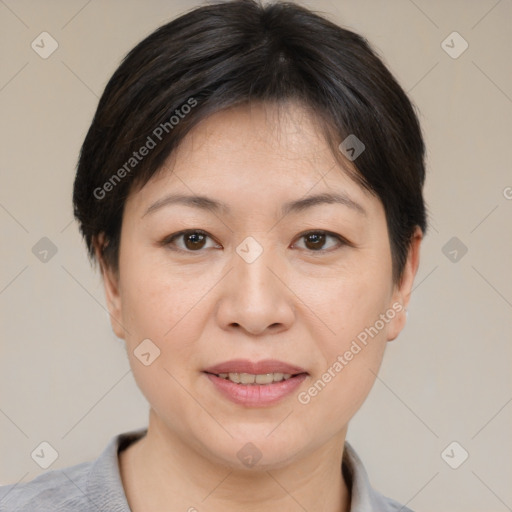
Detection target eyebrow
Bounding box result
[143,191,367,218]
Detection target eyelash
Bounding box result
[160,229,352,255]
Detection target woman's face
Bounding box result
[102,101,420,469]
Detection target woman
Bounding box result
[1,0,426,510]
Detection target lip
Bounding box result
[203,359,308,375]
[205,372,308,407]
[202,359,309,407]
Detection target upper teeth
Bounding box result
[217,372,293,384]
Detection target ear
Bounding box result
[93,234,126,340]
[386,226,423,342]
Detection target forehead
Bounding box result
[126,101,378,218]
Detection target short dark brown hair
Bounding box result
[73,0,428,284]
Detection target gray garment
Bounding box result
[0,428,414,511]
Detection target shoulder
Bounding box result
[0,428,146,512]
[343,441,416,512]
[0,460,92,512]
[370,488,415,512]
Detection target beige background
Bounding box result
[1,0,511,510]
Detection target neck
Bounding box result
[119,409,351,512]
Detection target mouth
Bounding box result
[202,359,309,406]
[205,371,299,384]
[203,358,308,376]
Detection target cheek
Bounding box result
[118,252,208,342]
[299,263,392,409]
[116,256,222,404]
[299,300,388,429]
[314,265,393,344]
[117,260,204,418]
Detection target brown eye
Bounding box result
[163,230,218,252]
[182,232,207,250]
[304,232,326,250]
[294,231,346,252]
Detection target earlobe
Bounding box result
[93,234,125,340]
[387,226,423,342]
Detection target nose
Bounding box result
[215,241,295,336]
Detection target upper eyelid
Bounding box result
[162,230,215,246]
[293,231,350,250]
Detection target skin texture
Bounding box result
[97,101,422,512]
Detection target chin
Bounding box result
[206,429,306,471]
